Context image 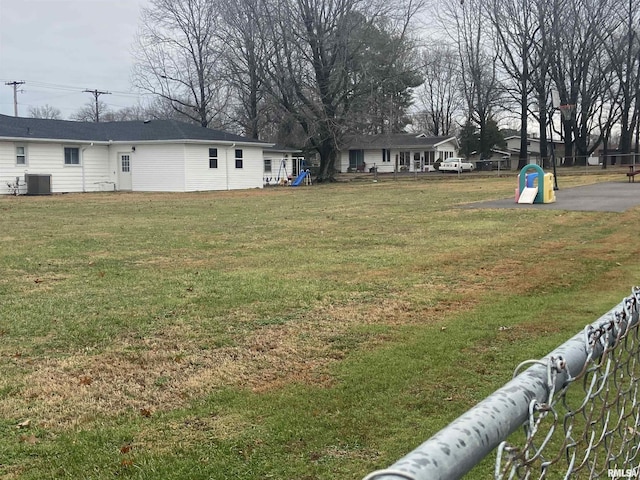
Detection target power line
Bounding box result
[5,80,25,116]
[0,78,152,117]
[83,89,111,122]
[0,78,145,97]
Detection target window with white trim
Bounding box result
[264,158,272,172]
[16,145,26,165]
[209,148,218,168]
[235,149,243,169]
[64,147,80,165]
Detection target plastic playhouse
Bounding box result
[516,164,556,204]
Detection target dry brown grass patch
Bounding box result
[2,286,489,430]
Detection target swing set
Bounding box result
[264,157,310,186]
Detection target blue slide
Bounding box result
[291,171,308,186]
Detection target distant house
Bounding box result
[0,114,273,195]
[467,149,512,170]
[339,133,459,173]
[262,145,305,185]
[505,135,564,167]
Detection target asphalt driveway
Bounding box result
[463,181,640,213]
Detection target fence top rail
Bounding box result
[363,288,640,480]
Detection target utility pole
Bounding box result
[83,89,111,122]
[5,81,25,117]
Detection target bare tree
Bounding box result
[443,0,503,159]
[100,105,146,122]
[28,104,62,120]
[545,0,618,165]
[260,0,425,181]
[486,0,540,169]
[414,43,463,136]
[103,99,199,123]
[596,77,624,168]
[70,101,111,123]
[133,0,230,128]
[218,0,266,139]
[602,0,640,156]
[526,0,557,167]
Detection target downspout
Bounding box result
[224,147,229,190]
[226,143,236,191]
[80,142,94,193]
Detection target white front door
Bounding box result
[118,153,132,191]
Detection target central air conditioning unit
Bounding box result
[25,174,52,195]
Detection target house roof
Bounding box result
[505,135,562,146]
[264,144,303,154]
[469,148,511,157]
[341,133,458,150]
[0,114,272,146]
[490,148,511,156]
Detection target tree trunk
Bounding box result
[538,93,549,168]
[563,118,574,167]
[518,33,529,170]
[316,141,337,183]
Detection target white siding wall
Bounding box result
[0,141,24,194]
[506,137,541,154]
[434,139,458,158]
[365,150,394,172]
[184,144,229,191]
[227,146,263,190]
[183,144,264,191]
[82,145,113,192]
[0,141,111,194]
[131,144,186,192]
[339,151,348,172]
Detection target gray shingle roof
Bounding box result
[341,133,457,149]
[264,144,303,154]
[0,114,269,144]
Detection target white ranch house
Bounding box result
[339,133,459,173]
[0,114,272,195]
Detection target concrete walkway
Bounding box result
[463,181,640,213]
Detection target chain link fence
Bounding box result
[363,287,640,480]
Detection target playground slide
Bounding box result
[291,171,308,186]
[518,187,538,204]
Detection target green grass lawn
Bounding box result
[1,171,638,479]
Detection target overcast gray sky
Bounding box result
[0,0,149,119]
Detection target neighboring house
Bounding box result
[505,135,564,167]
[0,114,273,195]
[262,145,304,185]
[467,149,512,170]
[339,133,459,173]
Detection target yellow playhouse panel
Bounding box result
[543,173,556,203]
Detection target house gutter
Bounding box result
[80,142,95,193]
[225,143,236,191]
[0,137,107,145]
[0,137,274,149]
